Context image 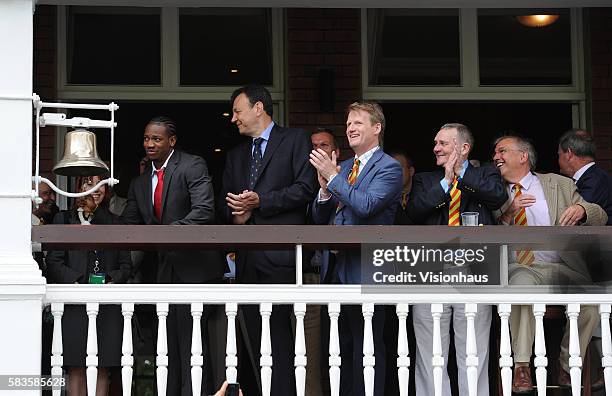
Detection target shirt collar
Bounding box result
[573,162,595,182]
[355,145,379,167]
[253,121,274,143]
[151,149,174,175]
[511,172,536,193]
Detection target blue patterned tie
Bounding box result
[248,137,263,190]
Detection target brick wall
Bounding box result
[33,5,57,177]
[589,7,612,172]
[286,8,361,158]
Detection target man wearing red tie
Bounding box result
[407,123,507,396]
[123,116,225,395]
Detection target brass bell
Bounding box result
[53,129,109,176]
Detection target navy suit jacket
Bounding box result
[312,149,403,284]
[576,164,612,225]
[407,164,508,226]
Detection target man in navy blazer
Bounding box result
[310,101,403,396]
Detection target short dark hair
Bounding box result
[230,84,273,117]
[387,149,414,168]
[312,127,338,150]
[494,134,537,171]
[558,128,596,159]
[147,116,177,137]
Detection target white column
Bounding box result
[566,304,582,396]
[191,303,204,396]
[362,303,375,396]
[328,303,341,396]
[464,303,478,396]
[599,304,612,395]
[533,304,547,395]
[121,303,134,396]
[431,304,444,396]
[260,303,273,396]
[497,304,513,396]
[294,303,307,396]
[396,304,410,396]
[86,303,99,395]
[0,2,46,395]
[225,303,238,383]
[50,303,64,396]
[156,303,169,396]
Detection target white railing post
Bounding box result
[50,303,64,396]
[600,304,612,395]
[191,303,204,396]
[362,303,375,396]
[260,303,273,396]
[464,303,478,396]
[396,304,410,396]
[498,304,513,396]
[431,304,444,396]
[225,303,238,383]
[567,303,582,396]
[156,303,169,396]
[328,303,341,396]
[86,303,99,396]
[533,304,547,395]
[121,303,134,396]
[294,303,307,396]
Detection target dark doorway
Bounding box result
[382,102,573,174]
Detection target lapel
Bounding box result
[353,149,383,189]
[254,125,285,188]
[160,150,180,219]
[458,163,471,212]
[537,173,558,225]
[141,165,154,222]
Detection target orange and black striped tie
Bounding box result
[448,177,461,226]
[513,184,535,266]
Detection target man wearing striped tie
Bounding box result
[407,123,508,396]
[493,134,607,393]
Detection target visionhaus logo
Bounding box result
[361,243,500,287]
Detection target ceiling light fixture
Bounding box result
[516,14,559,28]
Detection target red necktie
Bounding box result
[154,168,164,220]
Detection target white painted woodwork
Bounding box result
[225,303,238,383]
[86,303,99,396]
[294,303,307,396]
[497,304,512,396]
[566,303,582,396]
[260,303,273,396]
[464,304,478,396]
[396,304,410,396]
[121,303,134,396]
[600,304,612,395]
[533,304,548,395]
[431,304,444,396]
[362,303,375,396]
[50,303,64,396]
[156,303,169,396]
[328,303,341,396]
[191,303,204,396]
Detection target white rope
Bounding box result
[32,176,119,199]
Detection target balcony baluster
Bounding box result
[396,303,410,396]
[121,303,134,396]
[329,302,341,396]
[533,304,547,395]
[51,303,64,396]
[294,303,307,396]
[191,302,204,396]
[156,303,169,396]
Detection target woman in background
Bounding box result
[46,175,132,395]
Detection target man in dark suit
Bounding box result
[310,101,403,396]
[387,149,415,225]
[407,123,507,396]
[122,116,225,395]
[219,85,317,396]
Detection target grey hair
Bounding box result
[558,129,596,159]
[440,123,474,152]
[494,135,537,171]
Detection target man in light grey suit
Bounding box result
[493,135,607,393]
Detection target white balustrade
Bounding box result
[121,303,134,396]
[464,303,478,396]
[86,303,99,396]
[260,303,273,396]
[50,303,64,396]
[362,303,375,396]
[191,303,204,396]
[600,304,612,395]
[328,302,341,396]
[396,304,410,396]
[225,303,238,383]
[431,304,444,396]
[294,303,307,396]
[533,304,547,395]
[567,303,582,396]
[156,303,169,396]
[498,304,512,396]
